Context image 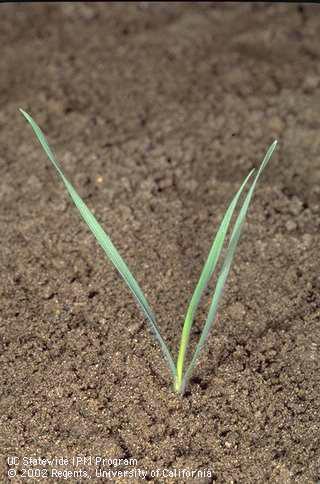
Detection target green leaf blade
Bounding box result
[20,109,176,378]
[174,167,256,392]
[181,140,278,394]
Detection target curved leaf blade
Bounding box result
[175,167,256,390]
[182,140,278,393]
[20,109,176,378]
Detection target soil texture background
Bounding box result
[0,3,319,483]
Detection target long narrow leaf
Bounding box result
[20,109,176,378]
[175,167,255,389]
[182,140,277,393]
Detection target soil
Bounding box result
[0,3,319,483]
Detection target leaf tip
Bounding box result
[19,108,29,120]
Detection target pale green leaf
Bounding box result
[181,141,277,393]
[20,109,176,378]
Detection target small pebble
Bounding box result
[158,176,173,190]
[268,116,284,132]
[302,234,312,248]
[228,302,246,320]
[288,197,303,216]
[42,288,55,300]
[303,75,319,92]
[184,179,198,192]
[127,321,143,335]
[285,220,297,232]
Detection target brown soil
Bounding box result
[0,3,319,483]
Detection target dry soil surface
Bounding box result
[0,3,319,483]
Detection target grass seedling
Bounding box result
[20,109,277,395]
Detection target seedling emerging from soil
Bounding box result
[20,109,277,395]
